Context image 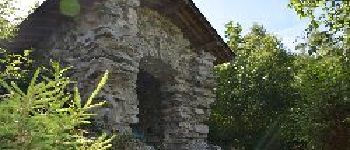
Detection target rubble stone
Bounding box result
[29,0,225,149]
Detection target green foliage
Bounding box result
[0,1,115,149]
[212,20,349,150]
[288,1,350,149]
[209,22,296,149]
[300,30,342,55]
[0,49,33,80]
[211,2,350,149]
[0,62,114,149]
[289,0,350,54]
[289,0,350,31]
[225,21,242,51]
[0,0,17,39]
[0,49,34,99]
[283,55,349,149]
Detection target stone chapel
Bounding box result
[4,0,233,149]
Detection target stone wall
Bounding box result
[138,8,217,149]
[36,0,140,134]
[34,0,217,149]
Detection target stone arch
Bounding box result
[132,56,178,148]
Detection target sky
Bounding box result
[5,0,45,24]
[192,0,310,50]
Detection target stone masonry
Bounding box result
[4,0,233,149]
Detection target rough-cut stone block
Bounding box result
[195,108,205,115]
[194,125,209,134]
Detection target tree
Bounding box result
[0,0,17,39]
[288,1,350,149]
[225,21,242,51]
[289,0,350,55]
[209,22,296,150]
[281,53,350,150]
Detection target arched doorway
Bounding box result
[132,57,175,148]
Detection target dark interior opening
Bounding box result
[132,69,164,147]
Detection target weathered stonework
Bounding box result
[5,0,233,149]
